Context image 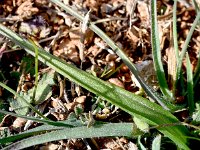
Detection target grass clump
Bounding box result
[0,0,200,149]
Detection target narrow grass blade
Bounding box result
[0,22,189,150]
[173,0,179,60]
[193,48,200,87]
[175,12,200,90]
[150,0,172,100]
[2,123,133,150]
[180,70,186,95]
[0,109,76,127]
[172,0,179,95]
[30,40,39,103]
[186,53,195,114]
[192,0,199,12]
[49,0,172,110]
[0,125,64,144]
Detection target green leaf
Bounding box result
[5,71,55,115]
[0,125,63,145]
[172,0,179,94]
[133,116,149,133]
[29,70,56,104]
[1,123,133,150]
[192,103,200,123]
[0,82,46,119]
[0,99,6,122]
[152,134,161,150]
[0,118,84,145]
[193,48,200,87]
[150,0,172,100]
[9,92,31,115]
[21,56,35,76]
[172,0,179,61]
[186,53,195,114]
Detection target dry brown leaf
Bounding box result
[108,78,124,88]
[16,0,39,19]
[87,45,102,57]
[0,115,15,127]
[137,1,150,25]
[74,95,86,104]
[54,38,80,64]
[96,138,122,149]
[12,117,27,129]
[83,29,94,45]
[127,27,139,50]
[35,0,48,5]
[126,0,136,16]
[0,87,2,97]
[0,43,7,59]
[39,143,59,150]
[105,54,118,62]
[64,102,76,111]
[131,60,158,89]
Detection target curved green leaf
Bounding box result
[2,123,133,150]
[0,118,84,144]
